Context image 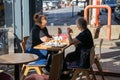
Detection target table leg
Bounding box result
[15,64,20,80]
[62,50,67,71]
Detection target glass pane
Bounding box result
[0,0,4,27]
[4,0,13,27]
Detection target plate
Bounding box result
[44,42,67,47]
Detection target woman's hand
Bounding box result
[40,36,53,42]
[58,27,62,35]
[67,27,73,34]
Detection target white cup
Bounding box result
[62,27,67,34]
[51,23,54,27]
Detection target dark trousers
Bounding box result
[63,51,80,71]
[66,52,80,62]
[64,49,90,69]
[25,48,48,60]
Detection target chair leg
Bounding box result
[95,59,105,80]
[34,67,42,75]
[22,67,42,80]
[21,74,26,80]
[21,65,26,73]
[21,64,25,70]
[23,67,30,77]
[22,67,30,80]
[79,75,83,80]
[90,67,97,80]
[71,69,81,80]
[84,71,91,80]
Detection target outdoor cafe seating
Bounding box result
[0,34,118,80]
[20,35,69,79]
[63,39,105,80]
[25,50,64,80]
[21,32,105,80]
[0,26,106,80]
[20,36,47,79]
[66,47,97,80]
[0,53,38,80]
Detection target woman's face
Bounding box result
[40,17,47,28]
[76,23,82,31]
[76,22,80,30]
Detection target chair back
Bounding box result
[20,36,29,53]
[94,39,103,60]
[98,39,103,59]
[90,47,95,66]
[49,51,64,80]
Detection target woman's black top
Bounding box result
[26,24,51,49]
[75,29,94,53]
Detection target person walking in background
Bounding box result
[64,0,67,7]
[25,13,52,72]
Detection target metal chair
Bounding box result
[20,36,46,80]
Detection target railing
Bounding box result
[84,5,112,41]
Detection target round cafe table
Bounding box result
[0,53,38,80]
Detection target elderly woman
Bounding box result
[64,17,94,72]
[25,13,52,72]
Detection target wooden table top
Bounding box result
[34,43,69,51]
[0,53,38,65]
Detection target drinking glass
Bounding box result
[62,23,67,34]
